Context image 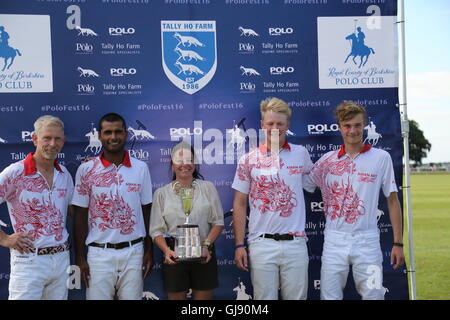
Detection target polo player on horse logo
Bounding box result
[344,25,375,68]
[0,26,22,71]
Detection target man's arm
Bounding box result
[142,203,153,278]
[387,192,405,270]
[73,205,90,288]
[233,190,249,271]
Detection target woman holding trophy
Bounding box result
[149,141,224,300]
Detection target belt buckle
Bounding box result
[273,233,281,241]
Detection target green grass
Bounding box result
[404,173,450,300]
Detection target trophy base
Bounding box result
[173,256,207,263]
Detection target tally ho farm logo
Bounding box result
[317,16,398,89]
[161,21,217,94]
[0,14,53,93]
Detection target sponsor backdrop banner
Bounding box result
[0,0,408,300]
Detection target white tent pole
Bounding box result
[398,0,417,300]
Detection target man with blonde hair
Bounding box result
[304,101,405,300]
[232,97,313,300]
[0,115,73,299]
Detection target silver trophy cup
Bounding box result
[173,183,205,262]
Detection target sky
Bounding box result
[404,0,450,163]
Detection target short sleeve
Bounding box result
[301,148,316,193]
[140,164,153,205]
[231,154,251,194]
[0,163,20,204]
[66,170,75,202]
[71,164,90,208]
[381,152,398,197]
[0,166,12,204]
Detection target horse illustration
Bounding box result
[85,129,102,154]
[233,282,252,300]
[0,44,21,71]
[174,47,205,62]
[363,121,382,145]
[238,27,259,37]
[344,33,375,68]
[227,125,247,150]
[240,66,260,76]
[364,132,382,146]
[173,32,204,47]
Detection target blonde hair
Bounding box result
[334,101,367,125]
[260,97,292,121]
[34,115,64,135]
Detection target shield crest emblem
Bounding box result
[161,21,217,94]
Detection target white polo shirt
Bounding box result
[232,142,313,242]
[71,151,152,245]
[304,145,398,233]
[0,153,73,248]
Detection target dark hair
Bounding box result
[170,141,204,181]
[98,113,127,133]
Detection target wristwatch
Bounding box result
[202,239,212,250]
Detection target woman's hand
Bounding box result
[201,246,211,264]
[164,249,179,264]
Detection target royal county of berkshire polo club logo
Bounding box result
[161,20,217,95]
[0,14,53,93]
[317,16,397,89]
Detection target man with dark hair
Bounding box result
[72,113,153,300]
[304,101,405,300]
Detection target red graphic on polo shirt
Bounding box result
[250,175,297,217]
[237,161,251,182]
[11,196,65,241]
[357,173,377,183]
[311,152,365,224]
[237,153,284,182]
[0,171,64,241]
[77,160,124,196]
[324,180,365,224]
[90,191,136,235]
[1,172,47,202]
[287,165,304,175]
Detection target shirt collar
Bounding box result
[99,150,132,168]
[337,144,372,158]
[24,152,63,176]
[258,140,291,155]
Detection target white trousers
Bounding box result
[320,229,385,300]
[248,236,309,300]
[9,250,70,300]
[86,242,144,300]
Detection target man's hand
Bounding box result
[391,246,405,270]
[0,233,34,254]
[77,258,91,288]
[234,247,249,272]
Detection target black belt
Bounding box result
[88,237,143,250]
[261,233,295,241]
